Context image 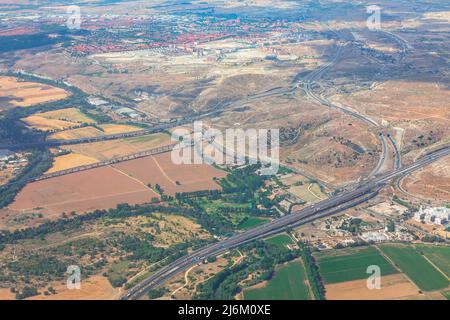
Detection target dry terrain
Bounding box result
[0,76,69,109]
[400,157,450,202]
[325,273,418,300]
[7,151,226,221]
[61,133,171,161]
[46,153,99,173]
[49,124,143,140]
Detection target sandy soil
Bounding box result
[27,275,120,300]
[0,288,15,300]
[325,274,418,300]
[9,165,159,217]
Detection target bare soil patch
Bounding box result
[325,274,418,300]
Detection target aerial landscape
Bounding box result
[0,0,449,304]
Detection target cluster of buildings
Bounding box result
[414,206,450,226]
[87,96,144,121]
[0,150,28,184]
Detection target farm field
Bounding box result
[22,107,95,131]
[378,243,449,292]
[9,151,226,218]
[22,116,76,132]
[325,273,418,300]
[49,123,142,140]
[0,76,69,108]
[61,132,171,161]
[413,244,450,278]
[9,165,159,218]
[237,216,269,230]
[46,153,99,173]
[443,290,450,300]
[244,260,311,300]
[265,234,295,247]
[315,246,398,284]
[27,276,120,300]
[113,151,227,196]
[288,183,327,203]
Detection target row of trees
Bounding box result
[0,148,53,208]
[298,242,326,300]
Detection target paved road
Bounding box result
[122,146,450,300]
[387,133,402,170]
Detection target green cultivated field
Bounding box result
[414,244,450,277]
[315,246,398,284]
[244,260,311,300]
[237,217,268,230]
[265,234,294,247]
[378,244,449,292]
[442,290,450,300]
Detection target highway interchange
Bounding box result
[123,146,450,300]
[123,28,447,300]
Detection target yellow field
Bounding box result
[49,124,142,140]
[0,76,69,108]
[46,153,99,173]
[37,107,95,123]
[61,132,172,161]
[22,115,75,131]
[22,108,95,132]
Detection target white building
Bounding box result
[415,206,450,225]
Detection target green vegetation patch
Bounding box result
[244,260,311,300]
[315,246,398,284]
[265,234,294,247]
[378,243,449,291]
[237,217,268,230]
[414,244,450,278]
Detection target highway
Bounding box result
[122,145,450,300]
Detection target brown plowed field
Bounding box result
[114,151,227,195]
[10,166,158,217]
[9,151,226,218]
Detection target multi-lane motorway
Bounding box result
[123,145,450,300]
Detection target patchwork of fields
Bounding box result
[378,244,449,292]
[315,246,398,284]
[315,244,449,299]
